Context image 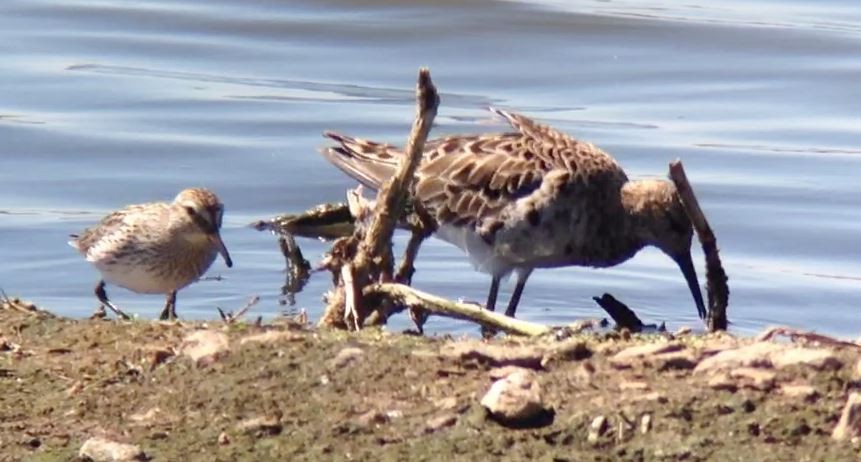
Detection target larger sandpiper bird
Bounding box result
[321,108,706,320]
[69,188,233,320]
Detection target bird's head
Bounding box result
[173,188,232,268]
[623,179,705,319]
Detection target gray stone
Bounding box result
[330,347,365,368]
[79,437,145,462]
[180,330,229,366]
[480,369,545,422]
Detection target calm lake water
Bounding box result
[2,0,860,336]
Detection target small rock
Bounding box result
[480,369,546,423]
[79,437,146,462]
[641,414,652,434]
[441,342,545,369]
[656,352,699,371]
[489,365,533,380]
[541,340,591,367]
[694,342,783,373]
[128,407,162,424]
[612,342,684,362]
[239,330,303,345]
[780,383,818,401]
[730,367,776,391]
[217,432,230,445]
[587,415,607,443]
[236,416,282,436]
[356,410,388,428]
[619,381,649,391]
[707,373,738,392]
[66,381,84,397]
[674,326,692,336]
[180,330,229,366]
[637,392,668,403]
[434,396,459,411]
[410,349,437,359]
[833,392,861,441]
[144,347,174,371]
[771,348,842,371]
[425,414,458,433]
[330,347,365,368]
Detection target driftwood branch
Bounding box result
[319,68,439,329]
[251,203,354,240]
[756,326,861,349]
[669,160,729,332]
[365,283,551,337]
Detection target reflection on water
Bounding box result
[1,0,860,337]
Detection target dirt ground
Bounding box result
[2,297,861,462]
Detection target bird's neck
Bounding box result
[620,179,676,246]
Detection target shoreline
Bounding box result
[2,299,861,461]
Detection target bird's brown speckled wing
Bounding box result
[322,108,627,238]
[70,204,167,263]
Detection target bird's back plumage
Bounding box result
[322,108,630,272]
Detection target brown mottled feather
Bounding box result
[322,108,627,241]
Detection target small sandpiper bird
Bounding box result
[69,188,233,320]
[321,108,706,320]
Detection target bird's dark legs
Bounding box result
[481,275,503,338]
[485,275,501,312]
[504,269,533,318]
[94,280,131,320]
[159,291,178,320]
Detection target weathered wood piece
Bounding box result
[669,160,729,331]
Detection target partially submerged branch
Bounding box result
[320,68,440,329]
[251,203,354,240]
[278,234,311,305]
[669,160,729,332]
[365,283,552,337]
[592,294,645,332]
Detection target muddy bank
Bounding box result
[1,300,860,461]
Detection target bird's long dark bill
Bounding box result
[675,252,706,320]
[210,233,233,268]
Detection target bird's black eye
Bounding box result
[185,206,196,216]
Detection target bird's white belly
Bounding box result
[94,262,181,294]
[435,224,514,276]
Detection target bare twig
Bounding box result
[395,201,437,285]
[756,326,861,349]
[669,160,729,331]
[364,283,551,337]
[218,296,261,325]
[319,68,440,329]
[341,264,361,331]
